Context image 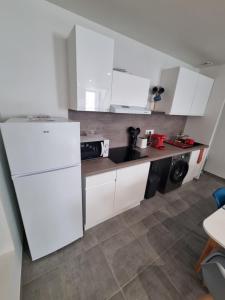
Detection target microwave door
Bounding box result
[81,142,102,160]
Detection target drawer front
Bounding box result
[86,170,116,188]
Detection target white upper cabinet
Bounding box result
[154,67,214,116]
[111,71,151,108]
[189,74,214,116]
[67,26,114,112]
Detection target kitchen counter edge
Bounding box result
[81,143,208,177]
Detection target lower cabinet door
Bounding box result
[115,162,150,212]
[183,149,207,184]
[85,180,116,229]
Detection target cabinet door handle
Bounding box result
[100,142,104,156]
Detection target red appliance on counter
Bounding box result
[165,137,195,149]
[151,134,167,150]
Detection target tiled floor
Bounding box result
[21,173,225,300]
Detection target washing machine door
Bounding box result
[170,160,189,183]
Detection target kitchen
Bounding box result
[1,1,225,300]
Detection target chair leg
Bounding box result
[195,238,220,273]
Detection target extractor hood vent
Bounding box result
[110,104,151,115]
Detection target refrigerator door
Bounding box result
[13,166,83,260]
[1,122,80,176]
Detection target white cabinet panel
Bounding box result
[183,150,200,184]
[67,26,114,112]
[183,149,207,184]
[85,182,115,229]
[85,163,150,229]
[111,71,150,107]
[190,74,214,116]
[115,162,150,212]
[85,170,116,229]
[170,68,198,115]
[155,67,213,116]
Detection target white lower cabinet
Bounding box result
[85,162,150,229]
[114,162,150,212]
[85,171,116,230]
[183,149,207,184]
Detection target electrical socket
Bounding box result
[145,129,154,135]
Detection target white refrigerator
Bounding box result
[1,118,83,260]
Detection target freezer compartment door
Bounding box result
[1,122,80,176]
[13,166,83,260]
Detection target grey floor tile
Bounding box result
[141,194,169,214]
[179,189,204,206]
[165,197,190,216]
[108,291,125,300]
[100,229,152,286]
[22,249,64,285]
[159,239,207,299]
[22,267,68,300]
[152,208,172,223]
[82,228,99,251]
[183,202,208,225]
[61,245,119,300]
[194,196,217,220]
[137,223,177,258]
[158,189,183,203]
[129,213,159,237]
[22,233,98,286]
[123,264,181,300]
[23,246,119,300]
[90,215,127,243]
[120,203,150,226]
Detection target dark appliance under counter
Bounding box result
[109,146,148,164]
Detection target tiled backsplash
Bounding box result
[69,110,187,148]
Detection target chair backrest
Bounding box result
[202,253,225,300]
[212,187,225,209]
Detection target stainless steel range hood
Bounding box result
[110,104,151,115]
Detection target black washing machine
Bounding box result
[150,153,190,193]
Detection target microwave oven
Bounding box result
[80,136,109,160]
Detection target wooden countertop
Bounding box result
[81,143,208,177]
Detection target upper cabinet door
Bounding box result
[170,67,198,115]
[67,26,114,112]
[154,67,213,116]
[189,74,214,116]
[111,71,151,107]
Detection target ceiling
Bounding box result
[47,0,225,66]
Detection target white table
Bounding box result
[195,208,225,272]
[204,208,225,248]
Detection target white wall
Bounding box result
[0,135,22,300]
[0,0,195,120]
[0,200,13,256]
[205,102,225,178]
[184,64,225,178]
